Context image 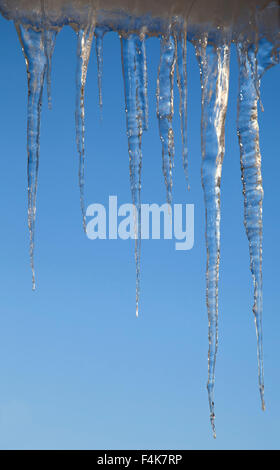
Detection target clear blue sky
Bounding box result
[0,14,279,450]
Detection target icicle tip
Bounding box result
[32,273,36,291]
[210,414,216,439]
[260,387,265,411]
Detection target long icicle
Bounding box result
[236,37,279,411]
[195,33,230,438]
[175,23,189,187]
[16,24,54,290]
[157,33,176,206]
[121,34,144,317]
[76,25,95,231]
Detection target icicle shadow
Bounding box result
[76,24,95,232]
[236,37,279,412]
[16,23,56,290]
[195,33,231,438]
[121,33,148,317]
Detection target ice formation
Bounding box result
[0,0,279,437]
[195,32,231,438]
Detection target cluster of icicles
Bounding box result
[15,11,279,438]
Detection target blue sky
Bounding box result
[0,15,279,449]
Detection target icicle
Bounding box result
[236,37,279,412]
[43,30,57,109]
[16,24,51,290]
[40,0,57,109]
[250,37,264,113]
[75,25,95,231]
[157,33,176,206]
[95,26,107,117]
[121,34,144,317]
[175,24,189,187]
[135,33,148,131]
[195,33,231,438]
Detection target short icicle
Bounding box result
[157,33,176,206]
[16,24,53,290]
[195,33,231,438]
[121,34,145,317]
[95,26,107,116]
[135,33,148,131]
[76,24,95,231]
[236,37,279,412]
[175,24,189,187]
[43,30,57,109]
